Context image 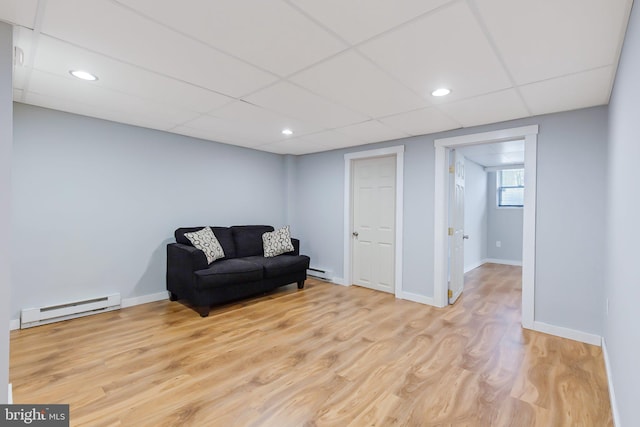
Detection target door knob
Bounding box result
[352,231,359,237]
[463,234,469,240]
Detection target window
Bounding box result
[498,168,524,207]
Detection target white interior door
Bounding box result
[352,155,396,293]
[449,150,465,303]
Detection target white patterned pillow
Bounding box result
[184,227,225,264]
[262,226,295,258]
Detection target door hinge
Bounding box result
[449,165,455,173]
[448,227,454,236]
[448,289,453,299]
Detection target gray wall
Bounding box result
[0,22,12,404]
[605,1,640,425]
[291,106,608,337]
[486,171,523,262]
[463,158,487,271]
[11,104,287,320]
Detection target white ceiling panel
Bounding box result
[439,90,529,128]
[23,91,176,132]
[457,140,524,167]
[290,0,453,45]
[209,101,322,138]
[115,0,346,77]
[337,120,409,143]
[519,67,614,116]
[181,101,320,146]
[33,35,235,114]
[244,82,370,129]
[296,129,365,150]
[39,0,277,97]
[380,107,461,136]
[0,0,38,28]
[476,0,631,85]
[359,1,512,102]
[257,138,328,155]
[27,69,200,129]
[292,51,429,118]
[1,1,631,155]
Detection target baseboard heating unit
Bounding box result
[20,293,121,329]
[307,268,332,281]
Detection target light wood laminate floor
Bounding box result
[10,264,612,426]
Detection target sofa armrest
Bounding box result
[167,243,208,274]
[289,238,300,256]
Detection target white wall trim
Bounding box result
[464,259,487,273]
[7,383,11,404]
[121,291,169,308]
[9,319,19,331]
[433,125,538,330]
[344,145,405,297]
[484,258,523,266]
[399,291,435,306]
[331,277,349,286]
[602,338,621,427]
[532,321,601,346]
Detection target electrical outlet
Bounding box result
[496,241,501,248]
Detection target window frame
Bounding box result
[497,168,524,208]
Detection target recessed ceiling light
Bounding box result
[282,129,293,136]
[69,70,98,81]
[431,88,451,97]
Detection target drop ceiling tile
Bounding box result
[519,67,613,116]
[292,51,429,117]
[23,91,172,131]
[379,107,460,136]
[33,35,235,114]
[180,101,321,146]
[39,0,277,97]
[115,0,346,77]
[243,82,370,129]
[337,119,409,143]
[475,0,631,85]
[209,100,322,138]
[0,0,38,28]
[26,69,200,129]
[438,89,529,128]
[290,0,452,44]
[297,129,365,149]
[359,1,512,103]
[257,139,328,155]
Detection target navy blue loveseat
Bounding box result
[166,225,310,317]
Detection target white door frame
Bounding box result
[344,145,404,298]
[433,125,538,329]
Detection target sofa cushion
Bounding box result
[243,255,311,279]
[183,227,225,264]
[195,259,263,288]
[231,225,274,257]
[175,227,236,259]
[262,226,295,257]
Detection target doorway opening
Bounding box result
[434,125,538,329]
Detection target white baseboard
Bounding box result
[485,258,523,266]
[8,383,12,404]
[602,338,620,427]
[399,291,435,306]
[464,259,487,273]
[331,277,349,286]
[532,321,601,346]
[121,291,169,308]
[9,292,169,330]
